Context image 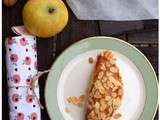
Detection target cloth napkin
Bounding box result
[5,35,41,120]
[66,0,158,20]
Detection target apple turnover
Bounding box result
[86,50,123,120]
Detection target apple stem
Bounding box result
[48,8,55,13]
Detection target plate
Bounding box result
[45,36,158,120]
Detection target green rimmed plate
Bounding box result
[45,36,158,120]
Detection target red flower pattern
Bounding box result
[26,95,33,103]
[24,56,31,65]
[26,77,33,85]
[10,54,18,62]
[7,37,13,45]
[13,74,20,83]
[20,38,27,46]
[12,94,19,103]
[31,112,37,120]
[7,37,39,119]
[17,112,24,120]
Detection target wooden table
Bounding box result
[2,1,158,120]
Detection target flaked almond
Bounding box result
[105,117,111,120]
[88,110,96,117]
[95,81,101,89]
[105,96,111,101]
[113,97,121,107]
[107,81,114,88]
[107,99,113,106]
[79,95,85,102]
[105,61,111,67]
[109,76,121,86]
[100,99,107,111]
[100,112,107,119]
[108,107,113,114]
[95,102,100,109]
[106,72,113,77]
[102,77,107,83]
[109,58,116,65]
[111,92,117,98]
[113,113,122,119]
[100,63,106,71]
[67,96,79,104]
[99,86,106,94]
[112,86,118,92]
[98,71,104,79]
[100,105,107,112]
[104,51,113,58]
[118,88,123,96]
[67,95,85,107]
[110,66,118,73]
[103,83,109,90]
[94,90,102,98]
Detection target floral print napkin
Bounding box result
[5,35,41,120]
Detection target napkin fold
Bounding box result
[66,0,158,20]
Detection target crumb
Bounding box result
[113,113,122,119]
[67,95,85,107]
[64,107,69,113]
[88,57,94,64]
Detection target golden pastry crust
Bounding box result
[86,51,123,120]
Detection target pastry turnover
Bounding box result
[86,51,123,120]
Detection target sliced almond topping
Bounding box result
[105,61,111,67]
[94,90,102,98]
[104,51,113,58]
[107,99,113,106]
[95,102,100,109]
[67,95,85,107]
[110,66,118,73]
[107,81,114,88]
[103,83,109,90]
[118,88,123,96]
[100,112,107,119]
[112,86,118,92]
[88,110,97,119]
[99,86,106,94]
[79,95,85,102]
[98,71,104,79]
[102,77,107,83]
[113,97,121,107]
[109,76,121,86]
[111,92,117,98]
[100,63,106,71]
[100,99,107,111]
[113,113,122,119]
[108,107,113,114]
[105,96,111,101]
[106,72,113,77]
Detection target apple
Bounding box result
[23,0,68,38]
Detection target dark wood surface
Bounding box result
[2,1,158,120]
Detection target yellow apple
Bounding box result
[23,0,68,38]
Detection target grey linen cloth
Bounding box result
[66,0,158,20]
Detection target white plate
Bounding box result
[57,49,146,120]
